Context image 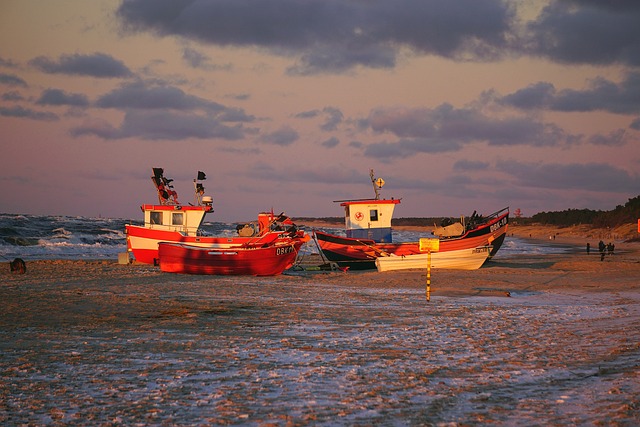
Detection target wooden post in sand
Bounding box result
[419,238,440,302]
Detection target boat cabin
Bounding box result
[140,203,212,236]
[340,198,401,243]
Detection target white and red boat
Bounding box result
[158,240,306,276]
[125,168,308,265]
[375,246,492,272]
[314,170,509,270]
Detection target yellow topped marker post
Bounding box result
[419,237,440,302]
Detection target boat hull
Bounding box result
[126,224,289,265]
[375,246,491,272]
[315,210,508,270]
[158,241,305,276]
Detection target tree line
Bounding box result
[528,195,640,228]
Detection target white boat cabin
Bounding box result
[340,198,401,243]
[141,203,212,236]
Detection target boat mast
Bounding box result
[370,169,379,200]
[370,169,386,200]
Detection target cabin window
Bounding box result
[150,211,162,225]
[370,209,379,221]
[172,212,183,225]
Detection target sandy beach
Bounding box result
[1,228,639,425]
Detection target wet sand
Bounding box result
[1,239,639,425]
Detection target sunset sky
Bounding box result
[1,0,639,222]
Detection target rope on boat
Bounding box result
[353,238,391,257]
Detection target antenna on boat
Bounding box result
[194,171,213,208]
[370,169,385,200]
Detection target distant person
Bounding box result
[586,242,590,254]
[607,242,615,255]
[598,240,606,261]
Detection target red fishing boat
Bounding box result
[314,170,509,270]
[158,239,307,276]
[125,168,308,265]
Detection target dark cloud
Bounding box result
[182,46,212,69]
[0,57,19,68]
[182,46,232,71]
[496,160,640,193]
[36,88,90,107]
[500,72,640,114]
[320,107,343,131]
[0,105,58,121]
[587,129,627,147]
[499,82,555,110]
[70,119,120,139]
[29,53,133,78]
[525,1,640,66]
[362,104,576,159]
[294,110,320,119]
[321,136,340,148]
[2,91,24,101]
[0,73,27,87]
[259,125,299,146]
[96,80,254,121]
[117,0,514,74]
[71,110,246,141]
[453,160,490,171]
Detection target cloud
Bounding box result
[182,46,212,69]
[71,110,247,141]
[2,91,24,101]
[259,125,299,146]
[96,80,255,121]
[499,82,555,110]
[0,105,58,121]
[362,103,576,159]
[587,129,627,147]
[0,57,19,68]
[500,72,640,114]
[453,160,490,171]
[320,107,343,131]
[29,53,133,78]
[496,160,640,193]
[321,136,340,148]
[182,46,232,71]
[70,118,119,139]
[117,0,514,74]
[294,110,320,119]
[0,73,27,87]
[524,1,640,67]
[36,88,90,107]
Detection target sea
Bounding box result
[0,213,575,262]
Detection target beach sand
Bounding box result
[1,231,639,425]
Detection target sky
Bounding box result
[1,0,639,222]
